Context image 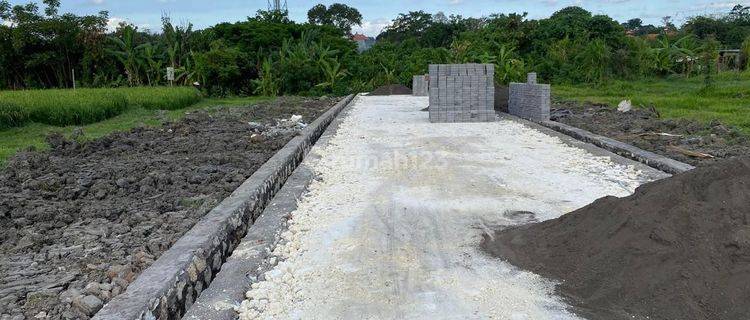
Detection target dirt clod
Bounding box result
[0,97,335,319]
[482,157,750,320]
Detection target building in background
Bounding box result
[351,33,375,52]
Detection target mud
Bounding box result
[0,97,336,320]
[368,84,412,96]
[482,157,750,320]
[552,101,750,166]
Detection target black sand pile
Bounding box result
[369,84,412,96]
[482,157,750,320]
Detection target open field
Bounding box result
[554,72,750,133]
[0,94,270,166]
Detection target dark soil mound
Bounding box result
[552,101,750,167]
[494,85,509,112]
[0,97,335,319]
[482,157,750,320]
[369,84,412,96]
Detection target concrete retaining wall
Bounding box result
[539,120,695,174]
[428,64,495,123]
[182,96,352,320]
[92,94,356,320]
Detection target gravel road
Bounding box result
[237,95,665,319]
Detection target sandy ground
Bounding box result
[237,95,662,320]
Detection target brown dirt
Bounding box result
[0,97,336,320]
[369,84,412,96]
[552,101,750,167]
[482,157,750,320]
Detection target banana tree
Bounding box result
[107,26,141,86]
[139,42,163,86]
[316,59,349,92]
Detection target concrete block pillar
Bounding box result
[412,75,429,96]
[508,73,550,122]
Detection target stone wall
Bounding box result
[91,95,356,320]
[428,64,495,123]
[508,73,551,122]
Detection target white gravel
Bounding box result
[237,95,656,320]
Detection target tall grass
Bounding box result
[120,86,202,110]
[0,87,202,128]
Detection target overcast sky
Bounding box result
[4,0,748,36]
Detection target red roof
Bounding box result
[351,33,369,41]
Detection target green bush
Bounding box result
[0,103,29,129]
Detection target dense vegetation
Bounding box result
[1,1,750,95]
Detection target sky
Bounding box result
[3,0,749,36]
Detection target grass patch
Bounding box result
[0,96,272,166]
[120,86,202,110]
[0,86,202,128]
[554,72,750,133]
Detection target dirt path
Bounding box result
[236,95,666,319]
[0,97,336,320]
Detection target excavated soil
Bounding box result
[552,101,750,166]
[482,157,750,320]
[0,97,336,320]
[368,84,412,96]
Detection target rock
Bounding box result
[617,100,632,112]
[84,282,101,295]
[72,295,103,316]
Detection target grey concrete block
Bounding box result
[508,73,551,122]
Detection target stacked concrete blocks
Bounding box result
[412,75,429,96]
[428,64,496,123]
[508,73,551,122]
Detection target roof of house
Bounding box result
[351,33,370,41]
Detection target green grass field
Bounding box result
[0,92,271,166]
[0,87,202,129]
[554,72,750,133]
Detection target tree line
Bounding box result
[1,1,749,95]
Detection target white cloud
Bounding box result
[449,0,464,4]
[89,0,105,4]
[107,17,126,31]
[352,18,391,37]
[1,20,12,27]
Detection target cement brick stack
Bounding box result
[412,75,429,96]
[508,73,551,122]
[428,64,496,123]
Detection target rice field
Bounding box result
[0,86,202,129]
